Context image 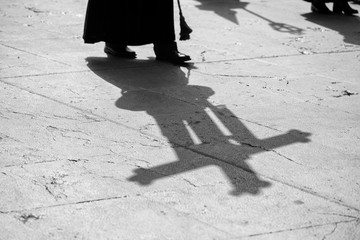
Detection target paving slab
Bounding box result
[1,0,360,239]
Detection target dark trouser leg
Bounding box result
[311,0,332,14]
[333,0,358,14]
[152,1,190,63]
[153,0,176,43]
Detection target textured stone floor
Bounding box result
[0,0,359,239]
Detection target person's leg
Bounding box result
[152,0,191,63]
[83,0,137,58]
[154,42,191,64]
[102,0,138,58]
[153,0,176,43]
[311,0,332,14]
[104,42,137,59]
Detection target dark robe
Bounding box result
[83,0,176,45]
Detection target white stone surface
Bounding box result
[1,0,359,239]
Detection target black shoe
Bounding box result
[104,43,137,59]
[333,1,358,15]
[154,42,191,64]
[311,1,332,14]
[156,51,191,64]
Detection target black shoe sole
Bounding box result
[156,56,191,64]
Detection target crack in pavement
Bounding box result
[319,212,360,220]
[0,194,142,214]
[1,48,359,80]
[321,222,338,240]
[240,142,302,165]
[195,70,275,79]
[0,62,161,80]
[242,219,356,239]
[265,175,360,212]
[8,109,37,118]
[192,49,360,64]
[3,159,61,168]
[0,69,92,80]
[0,43,73,67]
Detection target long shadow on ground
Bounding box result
[86,57,311,196]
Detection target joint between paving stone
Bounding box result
[318,212,360,220]
[320,223,338,240]
[241,219,356,239]
[265,175,360,213]
[195,70,275,79]
[193,49,360,64]
[0,69,91,80]
[0,42,73,67]
[0,195,139,215]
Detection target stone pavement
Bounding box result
[1,0,360,239]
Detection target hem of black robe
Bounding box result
[83,36,159,46]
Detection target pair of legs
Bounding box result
[83,0,191,64]
[311,0,358,15]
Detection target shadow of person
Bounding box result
[302,12,360,45]
[194,0,304,34]
[86,57,311,196]
[194,0,249,24]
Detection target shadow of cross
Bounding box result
[124,86,311,196]
[84,57,311,196]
